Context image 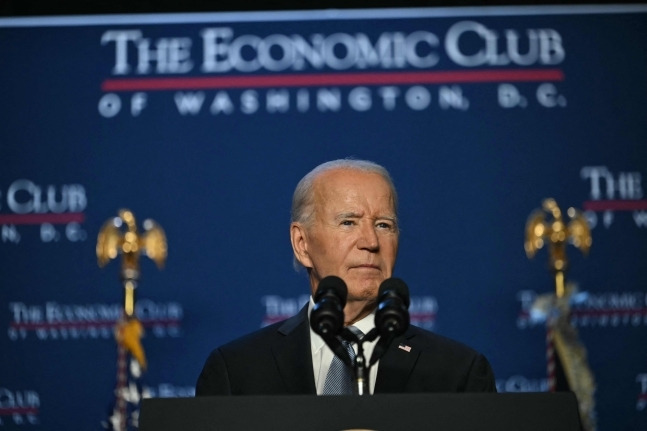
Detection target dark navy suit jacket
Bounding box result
[196,305,496,395]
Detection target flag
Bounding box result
[533,283,597,431]
[398,343,412,352]
[101,317,149,431]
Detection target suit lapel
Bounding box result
[374,328,419,393]
[272,305,317,394]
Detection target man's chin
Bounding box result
[346,283,381,302]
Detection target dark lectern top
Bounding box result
[140,392,582,431]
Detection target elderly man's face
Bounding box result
[297,168,399,302]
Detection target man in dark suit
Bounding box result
[196,158,496,396]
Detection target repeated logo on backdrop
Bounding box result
[517,289,647,329]
[580,166,647,230]
[637,373,647,411]
[97,21,568,119]
[0,388,40,427]
[0,179,88,245]
[496,375,549,393]
[7,300,184,341]
[261,294,437,329]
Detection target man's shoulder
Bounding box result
[217,308,308,354]
[220,320,285,350]
[391,325,497,392]
[406,325,483,358]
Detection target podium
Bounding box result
[139,392,582,431]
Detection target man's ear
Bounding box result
[290,222,313,269]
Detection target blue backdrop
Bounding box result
[1,4,646,430]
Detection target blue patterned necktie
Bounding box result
[322,326,363,395]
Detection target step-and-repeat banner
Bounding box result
[1,4,646,430]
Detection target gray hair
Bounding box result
[290,158,399,270]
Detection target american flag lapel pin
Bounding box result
[398,343,412,353]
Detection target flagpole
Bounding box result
[525,198,596,431]
[97,209,167,431]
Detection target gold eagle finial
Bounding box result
[525,198,592,296]
[97,209,167,316]
[97,208,167,273]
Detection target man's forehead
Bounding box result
[312,168,395,210]
[315,168,388,189]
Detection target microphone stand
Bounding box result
[322,326,398,396]
[340,327,379,396]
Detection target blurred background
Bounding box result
[0,1,646,429]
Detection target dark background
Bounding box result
[3,0,646,16]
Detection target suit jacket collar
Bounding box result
[274,305,317,394]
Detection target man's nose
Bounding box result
[357,223,379,251]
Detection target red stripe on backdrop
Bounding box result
[582,200,647,211]
[0,212,85,225]
[102,69,565,91]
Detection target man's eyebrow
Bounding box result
[335,212,362,220]
[377,215,398,223]
[334,212,397,222]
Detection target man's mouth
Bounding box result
[353,264,380,270]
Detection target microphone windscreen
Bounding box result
[315,275,348,306]
[378,277,410,308]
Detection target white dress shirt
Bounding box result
[309,297,379,395]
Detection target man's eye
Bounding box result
[377,222,393,229]
[341,220,354,226]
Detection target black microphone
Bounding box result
[310,275,348,337]
[374,277,410,336]
[370,278,411,366]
